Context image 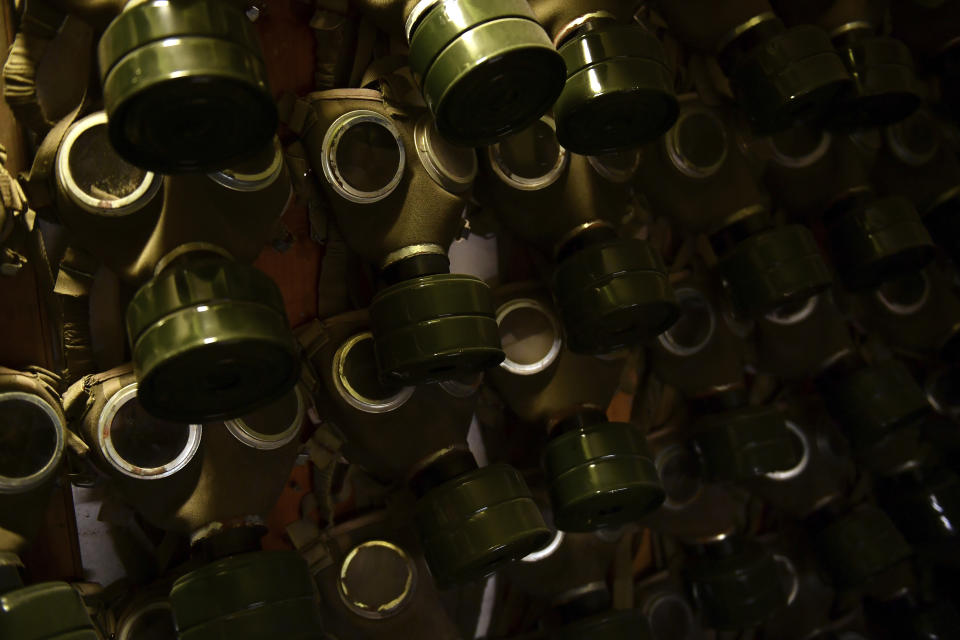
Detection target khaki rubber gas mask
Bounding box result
[45,109,299,423]
[297,87,505,385]
[478,115,679,355]
[300,312,550,588]
[352,0,566,147]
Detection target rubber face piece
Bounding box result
[125,256,299,423]
[98,0,277,173]
[829,36,922,129]
[717,225,833,318]
[693,406,802,482]
[407,0,566,147]
[370,273,505,385]
[554,22,678,155]
[414,464,551,587]
[687,541,786,631]
[822,360,930,451]
[825,196,935,291]
[730,25,852,135]
[553,238,679,355]
[553,609,654,640]
[543,422,665,533]
[0,582,100,640]
[170,551,323,640]
[814,507,912,590]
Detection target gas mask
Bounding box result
[62,363,323,638]
[526,0,678,154]
[95,0,277,172]
[636,95,833,319]
[486,283,665,533]
[764,124,934,291]
[872,108,960,266]
[0,367,101,640]
[805,0,922,129]
[300,312,550,588]
[352,0,566,147]
[652,0,851,134]
[39,109,299,422]
[477,115,679,355]
[854,266,960,362]
[295,87,505,385]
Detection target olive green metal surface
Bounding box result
[554,23,677,154]
[830,36,922,129]
[814,507,913,590]
[0,582,100,640]
[126,255,299,422]
[687,541,786,630]
[881,467,960,561]
[98,0,276,172]
[553,608,653,640]
[553,238,679,355]
[171,551,323,640]
[415,464,551,587]
[823,360,930,451]
[730,25,851,134]
[370,273,504,384]
[408,0,565,146]
[826,196,935,291]
[544,421,665,533]
[694,406,802,482]
[717,225,833,317]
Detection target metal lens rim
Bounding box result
[764,294,820,326]
[332,332,414,414]
[207,137,285,192]
[117,599,174,640]
[665,108,728,179]
[438,372,484,398]
[338,540,418,620]
[763,420,811,481]
[224,384,305,450]
[0,391,65,494]
[642,590,695,635]
[770,129,832,169]
[97,383,202,480]
[57,111,162,217]
[588,149,642,184]
[414,113,477,193]
[521,529,565,563]
[488,116,569,191]
[321,110,406,204]
[875,270,931,316]
[496,298,563,375]
[771,552,801,606]
[658,287,716,357]
[887,115,940,167]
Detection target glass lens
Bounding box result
[498,119,561,180]
[110,398,191,469]
[125,607,177,640]
[499,305,557,366]
[336,122,402,193]
[660,448,701,505]
[664,291,712,352]
[677,112,726,171]
[878,270,927,310]
[70,124,148,200]
[236,387,299,436]
[343,337,404,401]
[426,120,476,180]
[0,398,57,479]
[771,123,824,159]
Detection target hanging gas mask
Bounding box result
[43,109,299,422]
[486,283,665,533]
[300,312,550,588]
[352,0,566,146]
[296,86,504,385]
[652,0,851,134]
[0,367,102,640]
[636,96,833,319]
[684,537,788,631]
[478,115,679,355]
[526,0,678,154]
[95,0,277,172]
[854,266,960,362]
[806,0,922,129]
[763,123,934,292]
[872,108,960,266]
[63,362,307,537]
